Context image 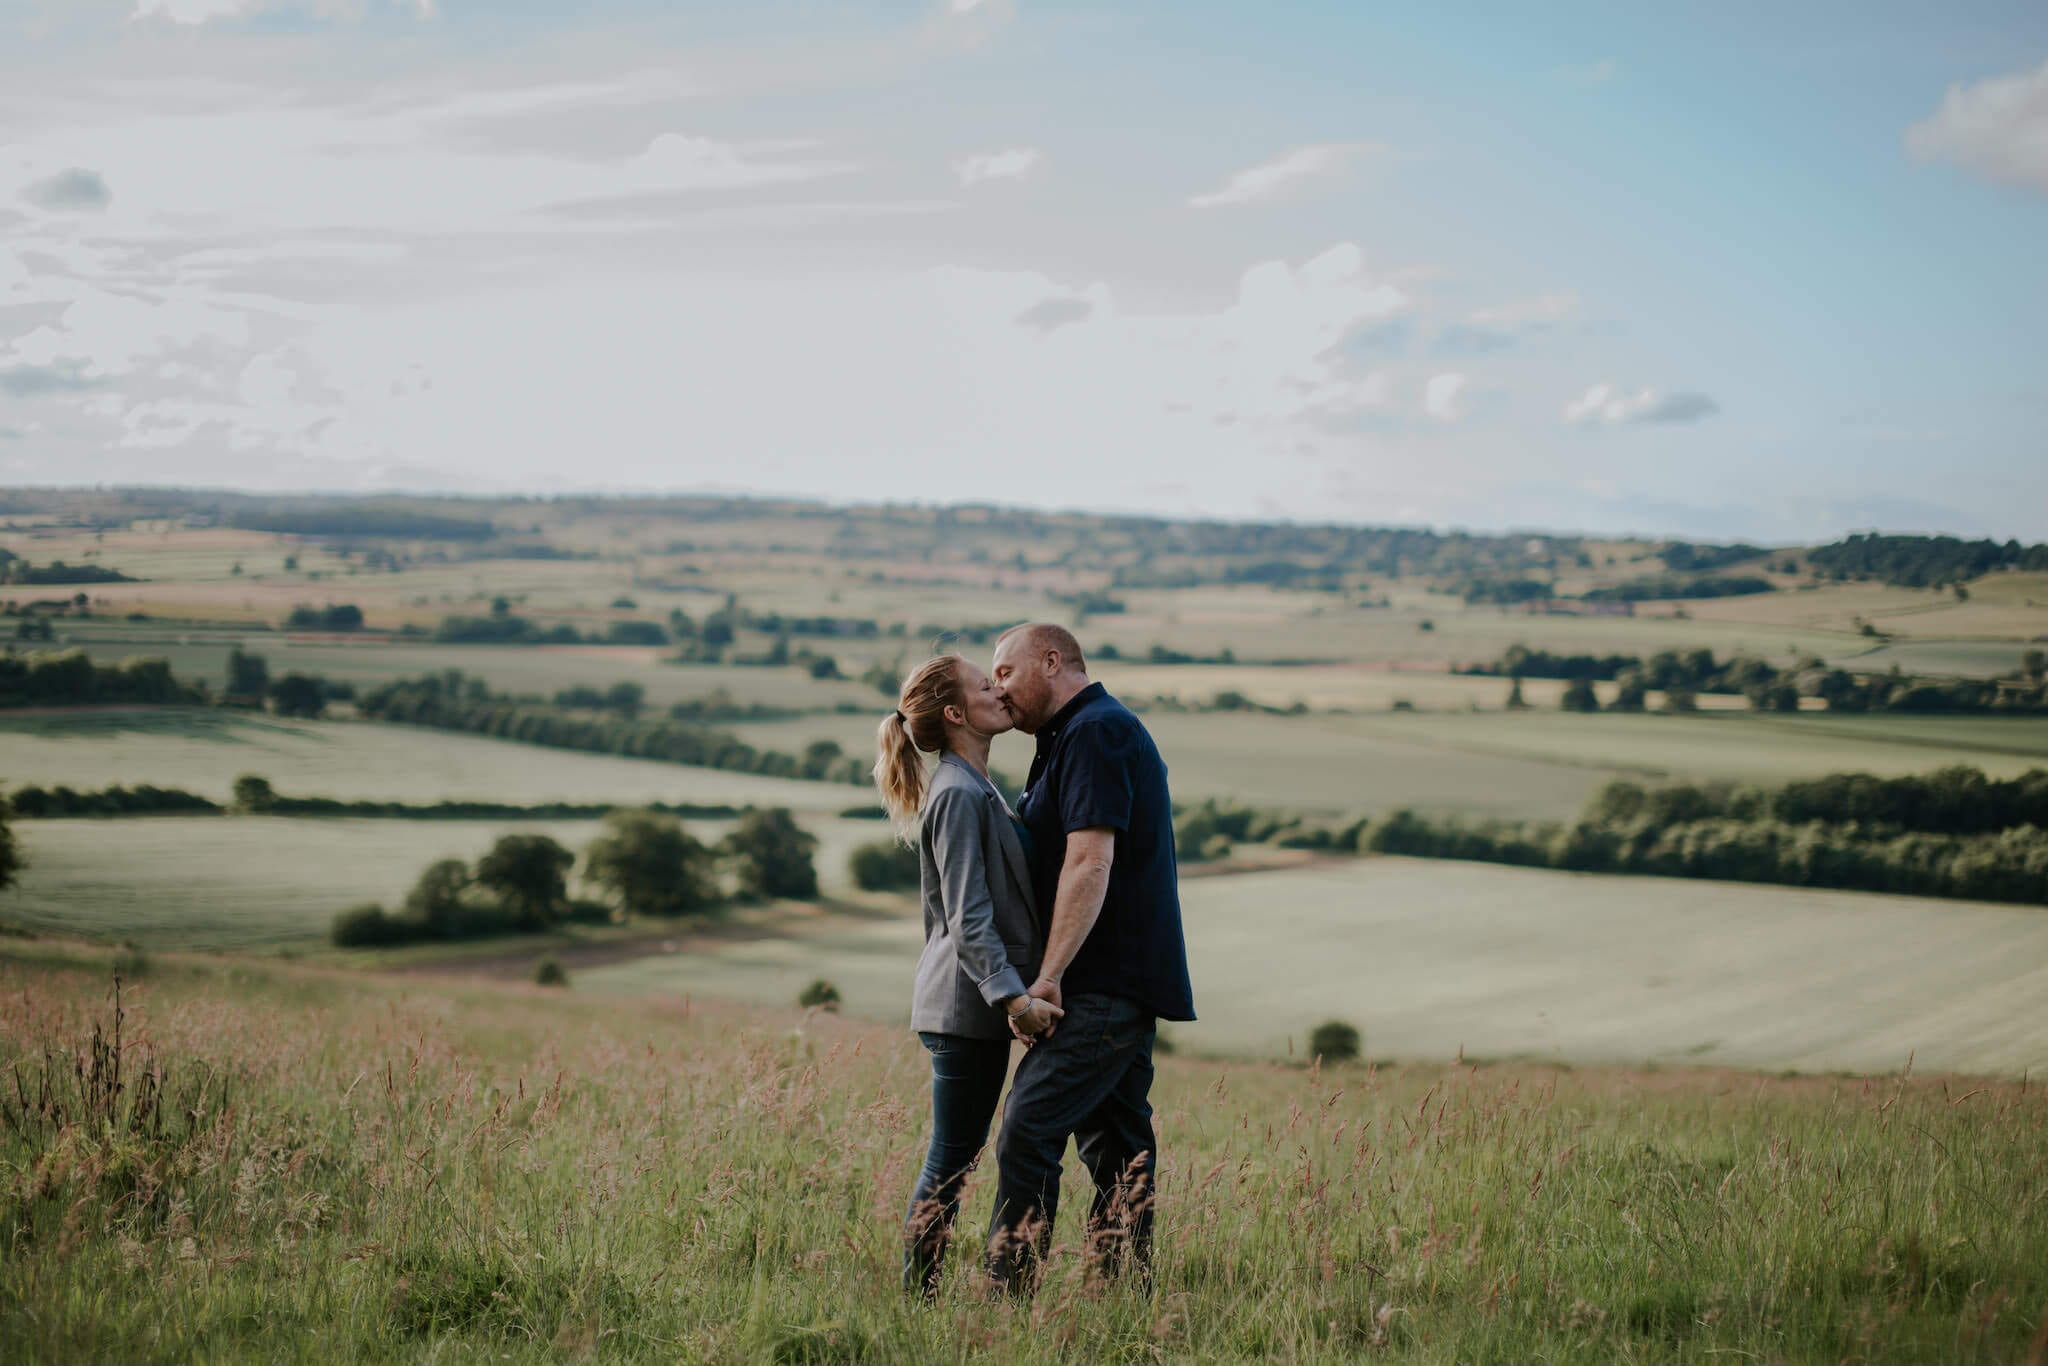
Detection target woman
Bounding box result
[874,653,1061,1298]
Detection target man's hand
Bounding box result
[1028,976,1063,1010]
[1006,996,1064,1043]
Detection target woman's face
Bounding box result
[950,660,1014,738]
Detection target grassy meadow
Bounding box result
[0,813,890,951]
[0,710,862,810]
[3,942,2045,1363]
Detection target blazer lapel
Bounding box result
[989,790,1036,908]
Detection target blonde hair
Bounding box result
[873,655,969,845]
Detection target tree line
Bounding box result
[357,672,871,785]
[1809,533,2048,589]
[1461,644,2048,715]
[1363,766,2048,907]
[331,807,819,946]
[3,775,745,822]
[0,651,196,708]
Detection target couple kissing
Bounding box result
[872,622,1196,1298]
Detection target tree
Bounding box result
[848,839,920,891]
[2022,649,2046,683]
[1505,678,1529,711]
[801,739,845,781]
[723,807,819,900]
[602,681,646,718]
[404,858,475,938]
[0,803,21,894]
[232,775,277,814]
[226,648,269,699]
[1609,670,1648,713]
[476,834,574,928]
[1559,677,1599,712]
[583,810,720,918]
[268,673,326,719]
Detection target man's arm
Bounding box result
[1029,826,1115,1007]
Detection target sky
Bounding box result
[1,0,2044,542]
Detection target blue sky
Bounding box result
[1,0,2043,541]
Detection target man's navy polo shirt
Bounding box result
[1018,682,1196,1022]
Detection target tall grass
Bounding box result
[2,944,2044,1362]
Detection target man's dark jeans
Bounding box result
[987,993,1158,1292]
[903,1032,1010,1297]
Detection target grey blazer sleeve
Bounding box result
[926,786,1029,1006]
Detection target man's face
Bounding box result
[991,636,1054,734]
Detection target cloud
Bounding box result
[131,0,436,23]
[22,169,112,213]
[1424,372,1467,421]
[1563,383,1720,426]
[0,361,103,397]
[1015,296,1092,332]
[1188,143,1376,209]
[1906,59,2048,193]
[1438,290,1578,354]
[955,147,1040,185]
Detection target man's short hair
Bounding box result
[996,622,1087,675]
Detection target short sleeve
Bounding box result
[1055,719,1136,834]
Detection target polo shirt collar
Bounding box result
[1039,681,1104,741]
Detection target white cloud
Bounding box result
[1468,292,1578,331]
[1563,383,1720,426]
[131,0,255,21]
[1424,372,1467,421]
[1906,59,2048,193]
[955,147,1040,185]
[1188,143,1375,208]
[131,0,437,23]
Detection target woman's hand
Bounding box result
[1005,995,1064,1043]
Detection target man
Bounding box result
[984,622,1195,1292]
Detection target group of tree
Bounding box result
[222,649,353,718]
[1581,574,1775,602]
[331,807,819,946]
[357,671,871,784]
[0,651,196,708]
[1808,533,2048,589]
[0,555,137,587]
[1657,542,1765,573]
[284,603,365,632]
[1468,644,2048,716]
[1364,766,2048,907]
[227,501,496,541]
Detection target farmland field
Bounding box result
[579,855,2048,1077]
[724,706,2048,818]
[0,812,890,950]
[0,710,863,808]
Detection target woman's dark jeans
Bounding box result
[903,1031,1011,1296]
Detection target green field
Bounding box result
[0,710,861,808]
[726,706,2048,819]
[5,944,2044,1362]
[1,813,890,950]
[578,855,2048,1077]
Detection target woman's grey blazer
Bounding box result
[910,752,1044,1040]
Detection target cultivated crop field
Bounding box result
[0,710,863,809]
[723,706,2048,819]
[577,854,2048,1077]
[3,944,2044,1363]
[0,813,889,951]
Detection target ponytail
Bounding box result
[874,711,928,845]
[871,655,969,846]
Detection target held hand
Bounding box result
[1027,977,1063,1011]
[1008,997,1064,1043]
